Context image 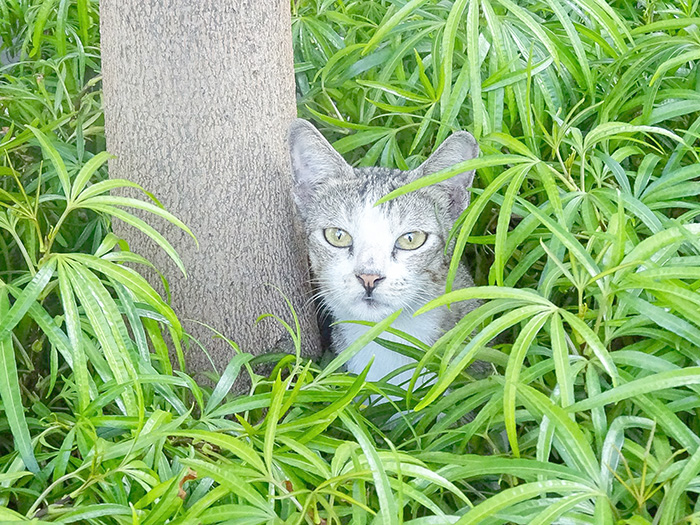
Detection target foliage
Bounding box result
[293,0,700,521]
[0,0,699,523]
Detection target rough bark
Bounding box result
[100,0,320,379]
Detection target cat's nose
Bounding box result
[356,273,385,295]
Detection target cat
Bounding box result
[288,119,479,388]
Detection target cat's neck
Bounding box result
[332,308,445,385]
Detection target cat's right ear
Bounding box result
[288,119,350,207]
[417,131,479,221]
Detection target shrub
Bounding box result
[0,0,699,523]
[293,0,700,521]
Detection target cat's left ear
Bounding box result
[288,119,351,211]
[417,131,479,220]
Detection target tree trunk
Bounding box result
[100,0,320,378]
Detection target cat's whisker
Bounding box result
[302,289,326,307]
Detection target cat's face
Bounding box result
[288,120,478,322]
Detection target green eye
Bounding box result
[396,231,427,250]
[324,228,353,248]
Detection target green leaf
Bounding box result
[70,151,113,201]
[446,162,536,291]
[530,492,603,525]
[0,288,39,474]
[0,261,55,338]
[332,128,392,154]
[439,0,469,119]
[339,410,399,522]
[356,80,432,103]
[180,458,273,515]
[170,429,266,474]
[27,126,71,199]
[30,0,58,57]
[376,155,532,206]
[570,367,700,413]
[454,480,598,524]
[417,286,554,314]
[65,253,182,336]
[77,195,193,241]
[56,504,132,523]
[63,261,138,414]
[57,260,90,413]
[493,161,530,285]
[263,372,286,473]
[620,292,700,348]
[85,204,189,277]
[496,0,560,67]
[551,313,574,408]
[503,311,550,457]
[466,0,484,138]
[559,310,618,385]
[583,122,684,150]
[650,49,700,86]
[205,353,254,414]
[658,444,700,525]
[600,416,655,495]
[362,0,429,54]
[519,384,601,483]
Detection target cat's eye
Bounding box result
[324,228,353,248]
[395,231,427,250]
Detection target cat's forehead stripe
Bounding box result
[345,167,412,206]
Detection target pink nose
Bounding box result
[356,273,385,295]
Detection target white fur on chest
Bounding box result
[334,308,444,386]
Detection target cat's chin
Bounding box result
[336,298,396,323]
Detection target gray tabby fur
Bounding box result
[288,119,479,387]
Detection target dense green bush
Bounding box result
[0,0,698,523]
[293,0,700,522]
